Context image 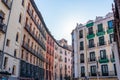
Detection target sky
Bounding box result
[35,0,113,45]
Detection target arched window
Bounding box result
[12,65,16,75]
[16,32,19,42]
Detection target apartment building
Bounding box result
[113,0,120,80]
[0,0,72,80]
[72,12,117,80]
[45,32,54,80]
[54,39,72,80]
[0,0,25,79]
[20,0,47,80]
[0,0,47,80]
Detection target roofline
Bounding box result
[30,0,72,52]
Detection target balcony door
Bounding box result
[101,64,108,76]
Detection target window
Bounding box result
[101,64,108,76]
[112,50,115,59]
[80,41,84,50]
[22,0,24,6]
[3,57,8,69]
[14,49,17,57]
[12,65,16,75]
[65,51,67,55]
[109,34,114,43]
[16,32,19,42]
[90,52,95,61]
[88,27,93,34]
[90,66,96,76]
[0,11,5,23]
[97,23,103,32]
[80,54,84,63]
[100,50,106,59]
[6,39,10,46]
[79,30,83,38]
[114,64,117,75]
[65,57,67,63]
[99,36,105,46]
[81,66,85,77]
[108,20,113,29]
[89,39,95,48]
[19,14,22,23]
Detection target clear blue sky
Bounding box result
[35,0,113,45]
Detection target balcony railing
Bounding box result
[27,9,46,40]
[107,27,113,34]
[81,73,85,77]
[24,24,46,51]
[96,29,105,36]
[89,72,97,76]
[0,23,7,33]
[22,41,44,61]
[87,32,95,39]
[98,56,109,63]
[80,47,84,50]
[97,41,106,46]
[88,44,96,48]
[98,71,117,76]
[88,58,96,63]
[2,0,12,9]
[80,60,84,63]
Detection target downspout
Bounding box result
[0,0,14,69]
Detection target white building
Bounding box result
[72,12,118,80]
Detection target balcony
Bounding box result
[2,0,12,9]
[110,54,115,63]
[0,23,7,33]
[80,47,84,50]
[81,73,85,77]
[27,9,46,40]
[98,56,109,63]
[97,41,106,46]
[96,30,105,36]
[88,58,96,63]
[107,28,113,34]
[80,60,84,63]
[87,33,95,39]
[24,24,46,51]
[88,44,95,48]
[98,71,117,76]
[89,72,97,76]
[22,42,44,61]
[86,22,94,28]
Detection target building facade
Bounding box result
[20,0,46,80]
[46,32,54,80]
[113,0,120,80]
[0,0,72,80]
[54,39,72,80]
[72,12,118,80]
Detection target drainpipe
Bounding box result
[0,0,14,69]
